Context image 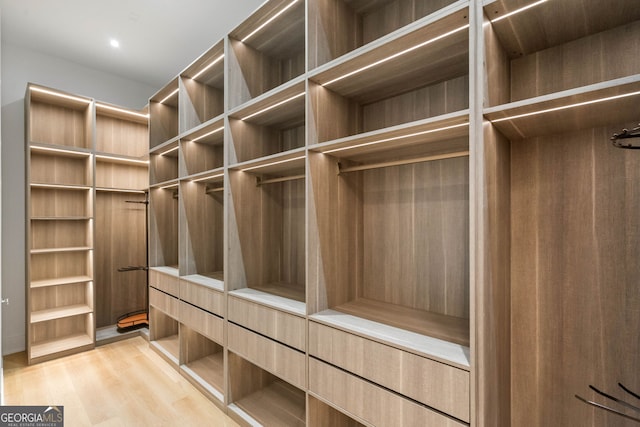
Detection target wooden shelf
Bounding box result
[232,379,306,427]
[155,334,180,361]
[484,76,640,140]
[30,183,92,190]
[31,246,92,254]
[31,275,93,289]
[181,119,225,177]
[30,216,92,221]
[30,333,94,360]
[229,288,306,317]
[228,80,305,164]
[149,78,179,148]
[31,304,92,323]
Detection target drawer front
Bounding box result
[149,287,179,319]
[227,296,305,351]
[179,301,224,344]
[149,269,179,297]
[180,280,225,317]
[309,321,470,422]
[228,323,306,389]
[309,358,466,427]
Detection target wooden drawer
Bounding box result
[180,279,225,317]
[309,358,466,427]
[149,287,179,319]
[228,296,305,351]
[309,321,470,422]
[228,323,306,390]
[179,301,224,344]
[149,269,179,297]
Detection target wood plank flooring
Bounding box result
[2,336,238,426]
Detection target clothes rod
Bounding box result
[205,186,224,195]
[256,174,305,186]
[338,150,469,174]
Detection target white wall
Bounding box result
[1,42,157,354]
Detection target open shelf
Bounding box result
[180,172,224,279]
[181,325,224,400]
[96,154,148,191]
[228,0,306,109]
[229,153,305,303]
[180,119,224,177]
[31,304,93,323]
[30,275,93,289]
[95,102,148,157]
[483,0,640,106]
[27,84,93,149]
[30,146,92,186]
[30,332,94,361]
[309,7,469,144]
[30,186,93,218]
[30,251,93,285]
[308,133,469,348]
[308,395,366,427]
[149,184,179,269]
[30,218,92,252]
[229,80,305,164]
[150,139,179,185]
[228,352,306,427]
[150,306,180,364]
[149,78,179,148]
[308,0,462,69]
[180,40,225,131]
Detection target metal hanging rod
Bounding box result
[576,382,640,424]
[337,150,469,174]
[256,174,305,186]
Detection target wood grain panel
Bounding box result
[179,302,224,344]
[511,20,640,101]
[308,81,361,145]
[30,188,92,218]
[149,306,178,342]
[482,12,510,107]
[149,268,180,297]
[228,323,306,390]
[308,0,361,69]
[30,251,91,282]
[150,152,179,184]
[229,118,305,164]
[30,220,91,250]
[228,169,305,296]
[180,279,225,317]
[309,321,470,421]
[30,282,90,312]
[149,102,178,148]
[309,358,467,426]
[149,187,179,268]
[510,124,640,427]
[307,395,365,427]
[361,155,469,318]
[180,180,224,277]
[228,296,305,351]
[30,152,91,186]
[96,114,148,157]
[149,288,179,319]
[95,192,147,327]
[95,162,147,190]
[361,75,469,139]
[474,123,511,427]
[30,101,90,148]
[181,140,223,176]
[181,77,224,131]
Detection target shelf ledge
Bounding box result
[181,274,224,292]
[310,309,470,370]
[229,288,305,317]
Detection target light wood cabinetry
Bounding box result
[26,85,149,364]
[146,0,639,425]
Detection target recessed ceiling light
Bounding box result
[110,39,120,48]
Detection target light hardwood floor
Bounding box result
[2,336,238,426]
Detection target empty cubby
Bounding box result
[30,219,92,252]
[149,185,179,269]
[30,251,93,285]
[30,187,93,219]
[229,154,306,303]
[179,120,224,177]
[483,0,640,106]
[180,41,225,131]
[228,352,306,426]
[228,0,306,109]
[150,140,179,185]
[308,131,470,347]
[309,8,469,144]
[229,82,305,164]
[28,85,93,150]
[95,104,148,157]
[307,395,366,427]
[180,325,225,400]
[150,306,180,363]
[308,0,460,69]
[30,147,92,186]
[149,78,179,148]
[179,173,224,280]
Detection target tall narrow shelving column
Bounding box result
[26,84,96,364]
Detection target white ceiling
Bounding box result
[0,0,264,89]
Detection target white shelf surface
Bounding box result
[229,288,306,317]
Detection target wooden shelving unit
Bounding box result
[26,84,149,364]
[145,0,640,425]
[26,84,95,364]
